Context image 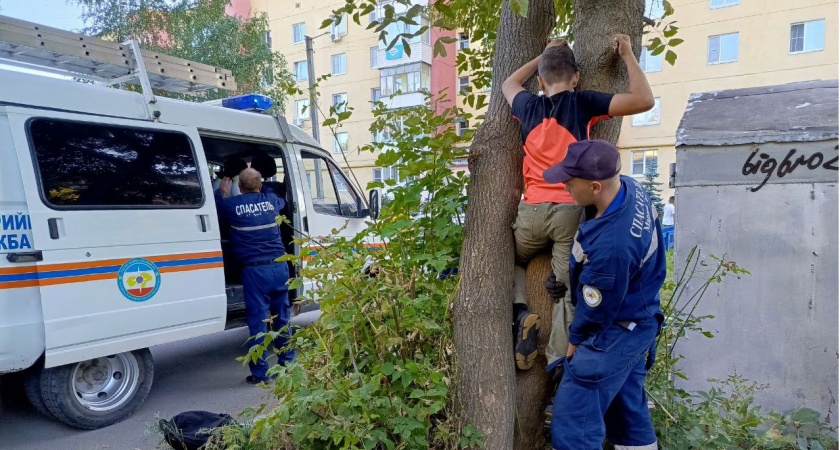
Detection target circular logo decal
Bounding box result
[582,285,602,307]
[118,258,161,302]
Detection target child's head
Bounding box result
[538,45,579,92]
[669,196,675,204]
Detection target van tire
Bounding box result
[23,370,53,418]
[40,349,154,430]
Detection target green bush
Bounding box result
[211,93,481,450]
[648,249,838,450]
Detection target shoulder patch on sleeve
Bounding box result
[582,285,602,307]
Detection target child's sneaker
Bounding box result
[513,309,541,370]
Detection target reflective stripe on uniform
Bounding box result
[641,229,659,266]
[572,232,588,264]
[231,222,278,232]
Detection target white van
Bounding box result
[0,67,380,429]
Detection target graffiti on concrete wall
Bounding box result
[742,144,838,192]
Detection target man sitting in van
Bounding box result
[216,168,294,384]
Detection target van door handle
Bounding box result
[48,218,60,239]
[196,215,210,232]
[7,251,43,263]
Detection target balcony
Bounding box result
[382,91,427,109]
[376,41,432,69]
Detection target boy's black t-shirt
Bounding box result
[512,90,613,204]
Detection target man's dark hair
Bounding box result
[538,45,579,84]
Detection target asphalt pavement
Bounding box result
[0,311,320,450]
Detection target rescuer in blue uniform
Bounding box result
[216,168,293,384]
[542,139,666,450]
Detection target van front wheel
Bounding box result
[39,349,154,430]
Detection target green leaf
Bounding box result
[509,0,529,17]
[789,407,821,424]
[649,37,662,49]
[433,39,447,58]
[664,27,678,38]
[664,0,675,16]
[650,45,666,56]
[322,118,337,126]
[668,38,684,47]
[665,49,677,65]
[402,38,411,57]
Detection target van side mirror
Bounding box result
[368,189,381,220]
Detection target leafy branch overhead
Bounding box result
[72,0,294,109]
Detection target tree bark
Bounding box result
[514,254,555,450]
[454,1,555,448]
[573,0,646,143]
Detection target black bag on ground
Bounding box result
[159,410,235,450]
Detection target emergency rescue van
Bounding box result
[0,15,379,429]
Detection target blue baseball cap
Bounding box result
[543,139,622,183]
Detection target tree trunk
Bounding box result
[514,254,555,450]
[454,0,555,448]
[573,0,646,143]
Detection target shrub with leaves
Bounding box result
[211,92,481,450]
[647,248,837,450]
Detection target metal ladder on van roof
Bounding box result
[0,14,237,117]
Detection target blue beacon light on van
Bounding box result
[221,94,274,112]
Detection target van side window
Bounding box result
[301,152,361,217]
[28,119,203,208]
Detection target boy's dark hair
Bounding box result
[538,45,579,84]
[669,196,675,202]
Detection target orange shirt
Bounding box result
[512,90,613,204]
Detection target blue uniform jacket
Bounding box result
[215,190,286,265]
[568,176,666,348]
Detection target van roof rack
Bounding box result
[0,14,237,96]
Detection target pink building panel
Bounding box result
[225,0,252,18]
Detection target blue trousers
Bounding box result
[242,262,293,380]
[551,320,659,450]
[662,225,674,251]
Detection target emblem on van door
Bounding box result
[117,258,161,302]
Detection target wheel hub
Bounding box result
[71,353,140,411]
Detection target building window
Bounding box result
[459,76,469,94]
[294,99,310,125]
[456,117,471,137]
[790,20,825,54]
[371,87,382,106]
[29,119,202,208]
[639,46,663,73]
[333,132,349,154]
[710,0,739,8]
[370,46,379,68]
[293,61,308,81]
[373,167,401,184]
[632,98,660,127]
[292,23,306,44]
[330,14,347,37]
[632,150,658,176]
[264,30,273,51]
[458,33,470,50]
[708,32,739,64]
[379,63,431,96]
[331,53,347,76]
[332,93,348,113]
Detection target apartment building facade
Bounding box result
[618,0,838,197]
[249,0,455,192]
[242,0,836,197]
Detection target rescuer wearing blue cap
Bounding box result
[543,139,665,450]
